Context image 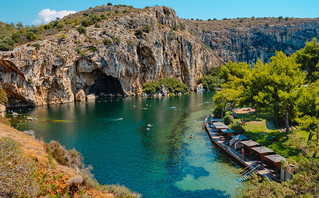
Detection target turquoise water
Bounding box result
[14,93,250,197]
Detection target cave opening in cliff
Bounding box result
[87,75,124,97]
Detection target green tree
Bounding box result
[295,38,319,82]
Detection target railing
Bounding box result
[236,164,260,182]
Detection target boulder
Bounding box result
[75,90,86,101]
[86,93,96,101]
[66,175,83,187]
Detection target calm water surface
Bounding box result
[14,93,251,197]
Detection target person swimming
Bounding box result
[117,118,123,121]
[146,127,150,131]
[147,123,152,127]
[190,135,193,139]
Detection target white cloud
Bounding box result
[32,9,76,25]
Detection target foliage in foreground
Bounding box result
[0,137,39,197]
[0,137,140,197]
[142,77,189,95]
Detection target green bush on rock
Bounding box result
[142,78,189,95]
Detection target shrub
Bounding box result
[11,32,22,43]
[135,29,143,38]
[0,137,39,197]
[65,19,73,24]
[31,43,40,50]
[223,114,234,125]
[0,36,15,51]
[59,33,67,40]
[230,124,245,133]
[103,38,112,47]
[100,14,106,20]
[142,78,189,95]
[46,140,83,169]
[89,46,98,52]
[143,82,157,94]
[30,34,38,41]
[56,21,65,29]
[0,87,7,105]
[213,105,223,118]
[179,22,186,30]
[81,18,93,27]
[77,26,86,34]
[44,24,51,30]
[107,2,112,6]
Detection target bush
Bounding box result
[46,140,83,169]
[77,26,86,34]
[107,2,112,6]
[56,21,65,29]
[213,105,223,118]
[142,78,189,95]
[230,124,245,133]
[59,33,67,40]
[30,34,38,41]
[135,29,143,38]
[11,32,22,43]
[89,46,98,52]
[0,137,39,197]
[103,38,112,47]
[0,36,15,51]
[100,14,106,20]
[31,43,40,50]
[143,82,157,94]
[0,87,8,105]
[223,114,234,125]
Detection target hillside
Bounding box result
[0,119,140,197]
[0,5,318,107]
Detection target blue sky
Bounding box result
[1,0,318,25]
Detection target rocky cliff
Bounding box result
[0,5,318,107]
[0,6,220,107]
[185,18,319,65]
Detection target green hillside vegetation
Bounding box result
[197,66,224,91]
[142,78,189,95]
[212,38,319,197]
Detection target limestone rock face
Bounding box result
[0,6,318,107]
[186,20,319,65]
[75,90,86,101]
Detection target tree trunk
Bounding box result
[314,129,319,158]
[308,132,314,143]
[285,109,290,139]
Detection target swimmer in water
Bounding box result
[147,127,150,131]
[190,135,193,139]
[117,118,123,121]
[147,123,152,127]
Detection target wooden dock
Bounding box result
[204,117,278,181]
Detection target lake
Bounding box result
[13,93,251,198]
